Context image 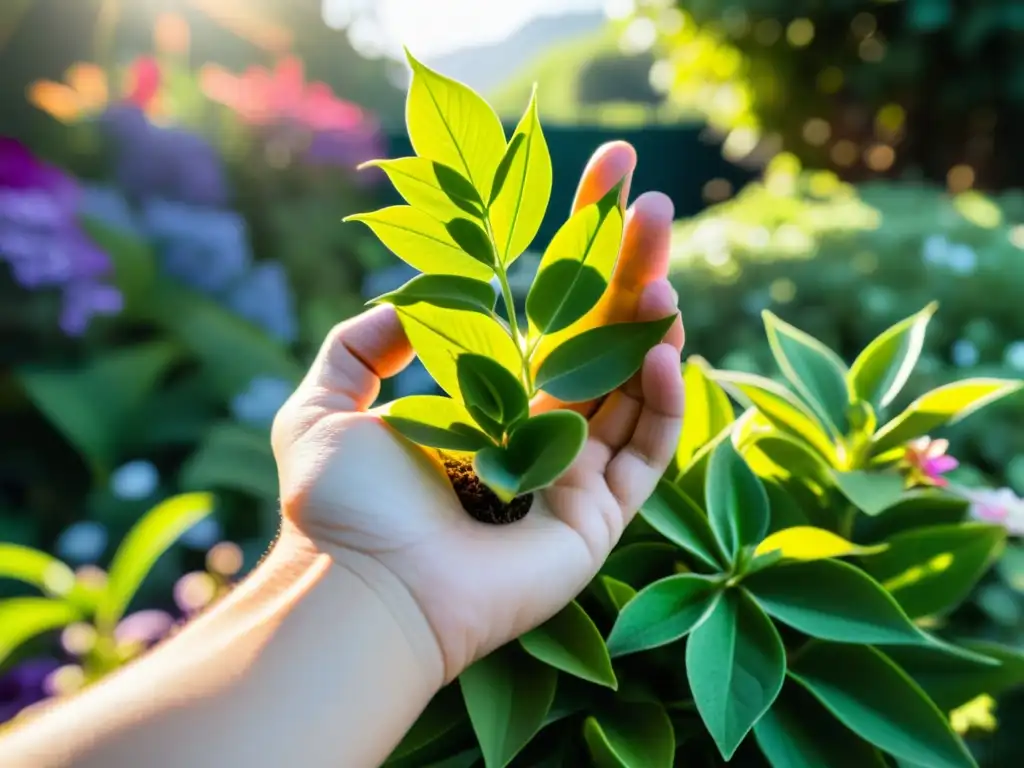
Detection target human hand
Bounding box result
[271,142,685,686]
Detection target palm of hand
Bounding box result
[271,144,684,681]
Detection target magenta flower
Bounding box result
[900,436,959,487]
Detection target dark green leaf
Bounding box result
[456,354,529,432]
[488,133,525,207]
[81,218,156,315]
[473,411,587,501]
[535,317,675,403]
[676,358,735,470]
[762,311,851,436]
[606,573,721,657]
[583,701,675,768]
[520,601,617,688]
[849,303,937,411]
[372,274,497,316]
[382,396,494,452]
[526,182,623,336]
[706,439,770,561]
[446,217,496,268]
[459,643,557,768]
[872,379,1024,455]
[861,523,1006,618]
[180,422,280,500]
[599,542,679,588]
[389,685,468,764]
[831,470,907,516]
[789,642,977,768]
[0,598,82,666]
[359,157,482,219]
[857,491,969,543]
[686,589,786,760]
[597,575,637,613]
[639,480,726,570]
[754,679,888,768]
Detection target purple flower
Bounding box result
[965,488,1024,535]
[0,658,59,724]
[222,261,298,343]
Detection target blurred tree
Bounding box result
[576,51,661,107]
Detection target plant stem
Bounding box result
[837,504,857,540]
[483,214,532,390]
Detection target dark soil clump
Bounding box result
[442,455,533,525]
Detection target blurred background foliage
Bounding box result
[2,0,1024,761]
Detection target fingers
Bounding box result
[571,141,636,213]
[300,304,415,411]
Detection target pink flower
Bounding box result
[900,437,959,487]
[964,488,1024,535]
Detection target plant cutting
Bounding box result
[345,50,674,524]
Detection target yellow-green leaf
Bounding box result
[371,274,497,316]
[489,88,552,265]
[0,598,82,666]
[754,526,888,561]
[0,543,78,599]
[849,303,937,410]
[345,206,493,281]
[405,49,506,201]
[676,358,736,470]
[583,702,675,768]
[394,303,520,401]
[359,157,483,220]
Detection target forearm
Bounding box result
[0,523,444,768]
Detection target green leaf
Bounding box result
[606,573,721,657]
[857,490,969,543]
[706,439,770,561]
[371,274,497,316]
[686,589,786,761]
[473,411,587,502]
[754,679,889,768]
[599,542,679,588]
[754,526,887,561]
[849,303,937,410]
[388,685,468,764]
[861,523,1006,619]
[359,157,483,220]
[394,303,520,401]
[446,217,496,268]
[18,341,180,474]
[583,701,675,768]
[744,559,988,662]
[81,218,156,315]
[345,206,493,281]
[535,317,675,403]
[676,358,735,470]
[639,480,727,570]
[96,492,215,631]
[597,575,637,613]
[0,598,82,666]
[381,396,494,452]
[831,470,907,516]
[675,423,732,501]
[762,311,851,436]
[789,642,977,768]
[404,49,507,201]
[456,354,528,432]
[459,642,557,768]
[0,543,78,599]
[180,422,280,500]
[526,182,623,336]
[872,379,1024,455]
[711,370,836,463]
[489,88,552,264]
[520,600,617,688]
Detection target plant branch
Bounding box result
[483,214,532,391]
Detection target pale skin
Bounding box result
[0,142,686,768]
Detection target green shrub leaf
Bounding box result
[459,642,557,768]
[675,423,732,500]
[639,480,727,570]
[599,541,679,588]
[382,396,494,452]
[394,304,520,401]
[180,422,280,500]
[445,217,496,268]
[389,685,468,764]
[0,544,80,600]
[606,573,721,657]
[489,88,552,264]
[372,274,497,316]
[831,470,907,516]
[359,157,483,220]
[754,679,888,768]
[711,370,836,463]
[534,316,675,402]
[789,642,977,768]
[754,526,888,562]
[0,598,82,666]
[520,600,617,688]
[526,182,623,336]
[872,378,1024,455]
[686,589,786,760]
[456,354,528,433]
[597,575,637,613]
[473,411,587,501]
[96,492,215,631]
[583,701,675,768]
[860,523,1006,618]
[345,206,493,281]
[706,439,770,561]
[676,358,735,470]
[849,303,937,410]
[762,311,851,436]
[404,49,506,202]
